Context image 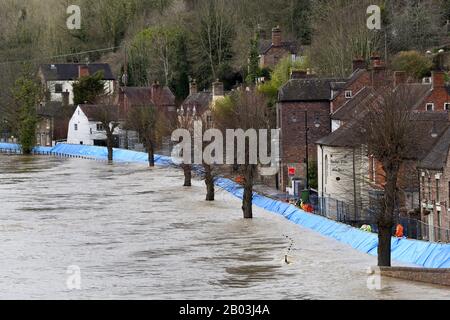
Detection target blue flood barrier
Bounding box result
[1,143,449,268]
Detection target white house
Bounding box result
[67,105,121,146]
[39,64,116,105]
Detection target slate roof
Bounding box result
[39,64,115,81]
[418,126,450,170]
[259,40,298,55]
[318,110,450,163]
[121,86,175,107]
[79,105,119,121]
[279,78,345,102]
[181,91,213,115]
[332,87,375,121]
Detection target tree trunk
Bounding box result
[377,162,399,267]
[204,164,214,201]
[106,132,113,162]
[242,164,255,219]
[378,225,392,267]
[182,164,192,187]
[146,140,155,167]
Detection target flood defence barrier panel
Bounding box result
[1,143,449,268]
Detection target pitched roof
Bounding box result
[121,86,175,107]
[259,40,298,55]
[318,110,450,162]
[181,91,213,115]
[40,64,115,81]
[279,78,344,102]
[332,87,375,121]
[78,105,119,121]
[418,126,450,170]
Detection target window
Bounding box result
[74,124,78,131]
[96,123,104,131]
[90,128,93,135]
[422,176,426,198]
[445,103,450,111]
[428,177,432,200]
[436,179,440,203]
[345,90,353,99]
[54,84,63,93]
[426,103,434,111]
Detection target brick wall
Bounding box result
[278,101,331,191]
[417,73,450,112]
[420,155,450,240]
[379,266,450,287]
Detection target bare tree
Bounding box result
[213,88,272,218]
[89,103,120,162]
[126,104,169,167]
[176,106,196,187]
[358,85,431,266]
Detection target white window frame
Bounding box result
[345,90,353,99]
[444,103,450,111]
[426,103,434,111]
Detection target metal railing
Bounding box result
[309,193,450,243]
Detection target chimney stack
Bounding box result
[189,79,198,96]
[432,71,446,89]
[272,26,282,47]
[394,71,407,87]
[290,70,307,79]
[370,53,384,69]
[212,80,224,98]
[78,65,90,78]
[62,90,69,107]
[352,57,367,72]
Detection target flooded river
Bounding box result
[0,155,448,299]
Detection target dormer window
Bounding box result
[445,103,450,111]
[426,103,434,111]
[345,90,353,99]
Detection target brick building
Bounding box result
[259,26,298,70]
[276,56,382,192]
[413,71,450,112]
[418,114,450,242]
[277,76,341,192]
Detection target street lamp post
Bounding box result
[303,111,321,191]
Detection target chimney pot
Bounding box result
[189,79,198,95]
[212,80,224,97]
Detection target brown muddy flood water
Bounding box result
[0,155,448,299]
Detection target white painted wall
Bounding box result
[67,106,93,145]
[47,80,115,105]
[318,145,372,216]
[67,106,121,146]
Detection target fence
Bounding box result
[309,193,450,244]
